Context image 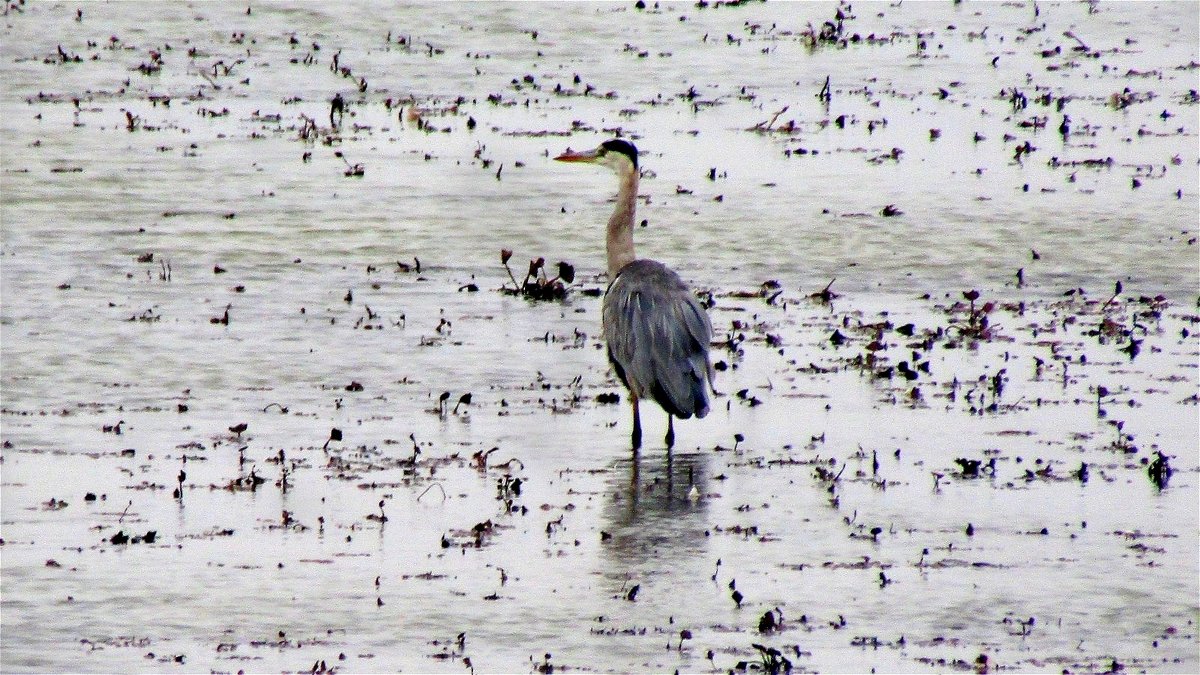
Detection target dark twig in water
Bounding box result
[1148,451,1173,490]
[453,393,473,414]
[118,500,133,524]
[417,482,448,502]
[748,106,792,133]
[334,150,364,177]
[322,427,342,451]
[810,278,838,304]
[329,93,345,128]
[818,75,832,103]
[1101,280,1123,311]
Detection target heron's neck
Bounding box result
[606,167,638,278]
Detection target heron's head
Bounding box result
[555,139,638,175]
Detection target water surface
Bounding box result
[2,2,1198,672]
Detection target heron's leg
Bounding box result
[630,395,642,449]
[665,415,675,448]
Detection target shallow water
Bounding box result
[2,2,1198,673]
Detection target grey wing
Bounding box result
[603,261,714,419]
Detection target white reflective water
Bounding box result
[2,2,1198,673]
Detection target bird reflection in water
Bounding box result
[600,450,710,569]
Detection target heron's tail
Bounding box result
[691,373,710,419]
[652,358,711,419]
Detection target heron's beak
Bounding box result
[554,148,599,163]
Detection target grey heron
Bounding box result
[555,139,714,449]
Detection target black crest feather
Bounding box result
[601,139,638,169]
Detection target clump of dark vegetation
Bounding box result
[951,289,996,342]
[498,249,574,301]
[732,643,792,674]
[108,529,157,545]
